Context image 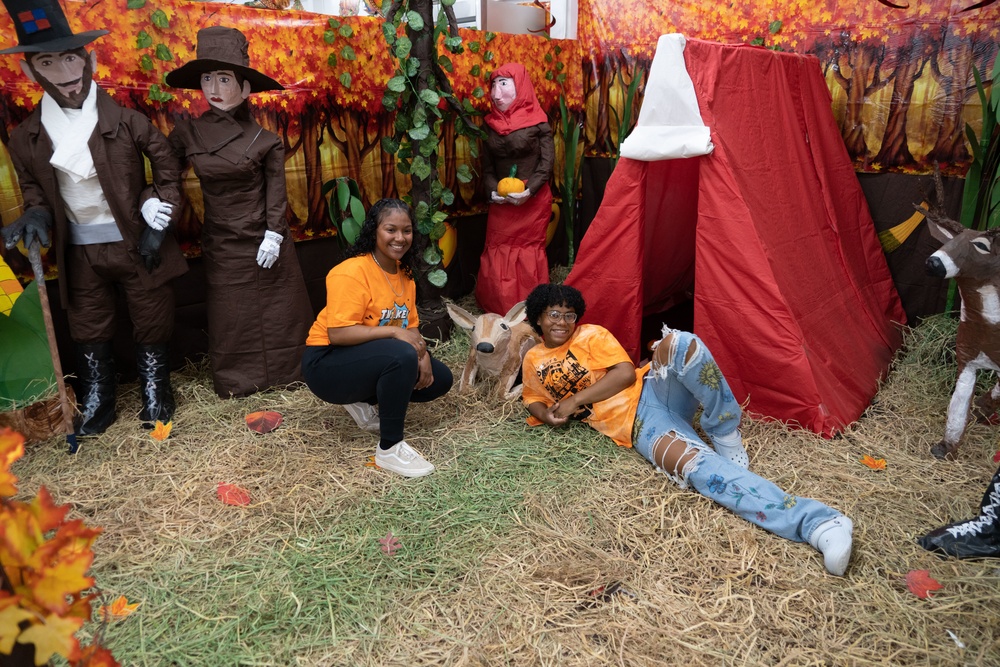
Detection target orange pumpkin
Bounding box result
[497,165,526,197]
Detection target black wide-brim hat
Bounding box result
[0,0,107,54]
[165,26,283,93]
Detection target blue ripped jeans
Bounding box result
[631,328,840,543]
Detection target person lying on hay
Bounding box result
[521,283,855,576]
[301,199,453,478]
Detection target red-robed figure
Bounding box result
[475,63,555,315]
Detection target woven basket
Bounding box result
[0,387,77,445]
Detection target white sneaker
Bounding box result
[374,441,435,478]
[343,402,379,432]
[809,516,854,576]
[712,430,750,469]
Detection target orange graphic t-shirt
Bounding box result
[521,324,649,447]
[305,255,419,346]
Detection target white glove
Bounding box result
[490,191,506,204]
[141,198,173,231]
[256,230,283,269]
[507,189,531,206]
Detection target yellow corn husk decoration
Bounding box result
[878,203,927,253]
[0,255,24,316]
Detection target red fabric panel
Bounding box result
[566,158,647,359]
[683,39,903,435]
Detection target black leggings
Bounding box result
[302,340,453,445]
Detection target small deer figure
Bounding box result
[922,173,1000,460]
[446,301,540,400]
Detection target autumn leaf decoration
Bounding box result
[217,482,252,507]
[0,427,120,665]
[379,531,402,556]
[98,595,141,622]
[906,569,944,599]
[993,450,1000,464]
[859,455,887,470]
[245,411,283,434]
[150,420,172,441]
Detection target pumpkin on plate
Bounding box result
[497,166,526,197]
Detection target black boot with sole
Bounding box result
[919,465,1000,559]
[136,343,176,429]
[75,342,117,436]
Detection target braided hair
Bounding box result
[346,198,420,279]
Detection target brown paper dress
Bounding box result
[169,105,311,397]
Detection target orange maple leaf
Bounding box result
[99,595,141,622]
[859,455,887,470]
[0,427,25,497]
[364,455,379,468]
[906,569,943,599]
[216,482,252,507]
[28,549,96,615]
[16,612,84,663]
[78,643,122,667]
[150,420,172,441]
[245,411,283,434]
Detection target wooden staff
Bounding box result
[27,243,78,454]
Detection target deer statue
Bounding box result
[446,301,540,401]
[922,171,1000,460]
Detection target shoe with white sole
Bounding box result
[343,402,379,432]
[809,516,854,576]
[374,441,434,478]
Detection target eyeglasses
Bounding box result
[545,310,578,323]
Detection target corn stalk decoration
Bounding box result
[961,56,1000,233]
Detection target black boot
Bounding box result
[75,342,117,436]
[918,465,1000,559]
[135,343,176,428]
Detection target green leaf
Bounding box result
[339,24,354,38]
[483,51,494,62]
[336,179,350,212]
[419,89,440,107]
[136,30,153,49]
[555,61,564,71]
[328,18,341,29]
[441,189,455,206]
[423,246,441,265]
[0,282,56,407]
[151,9,169,29]
[545,71,554,81]
[427,269,448,288]
[126,0,146,8]
[469,41,481,53]
[409,123,430,141]
[472,86,484,99]
[545,53,553,63]
[340,72,352,88]
[485,31,497,42]
[429,221,447,240]
[140,54,154,71]
[769,20,782,34]
[324,30,336,44]
[396,158,412,175]
[381,22,396,45]
[327,52,338,68]
[750,36,764,46]
[381,136,400,155]
[349,197,366,227]
[441,0,455,5]
[444,36,463,51]
[343,217,362,245]
[431,211,448,224]
[557,73,567,84]
[395,37,412,58]
[457,164,473,183]
[419,134,438,157]
[438,55,453,72]
[413,158,432,181]
[414,200,430,219]
[154,44,173,61]
[387,75,407,93]
[405,10,424,31]
[406,57,420,77]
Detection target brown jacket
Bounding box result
[7,87,187,303]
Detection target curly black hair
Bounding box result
[524,283,587,336]
[345,198,421,278]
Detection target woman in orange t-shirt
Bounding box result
[302,199,453,477]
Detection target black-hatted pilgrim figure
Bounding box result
[0,0,186,436]
[165,26,312,398]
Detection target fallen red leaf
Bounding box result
[245,411,283,434]
[993,450,1000,464]
[379,531,402,556]
[906,569,943,599]
[99,595,140,622]
[216,482,251,507]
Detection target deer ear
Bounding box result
[504,300,528,324]
[926,219,957,244]
[445,301,477,330]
